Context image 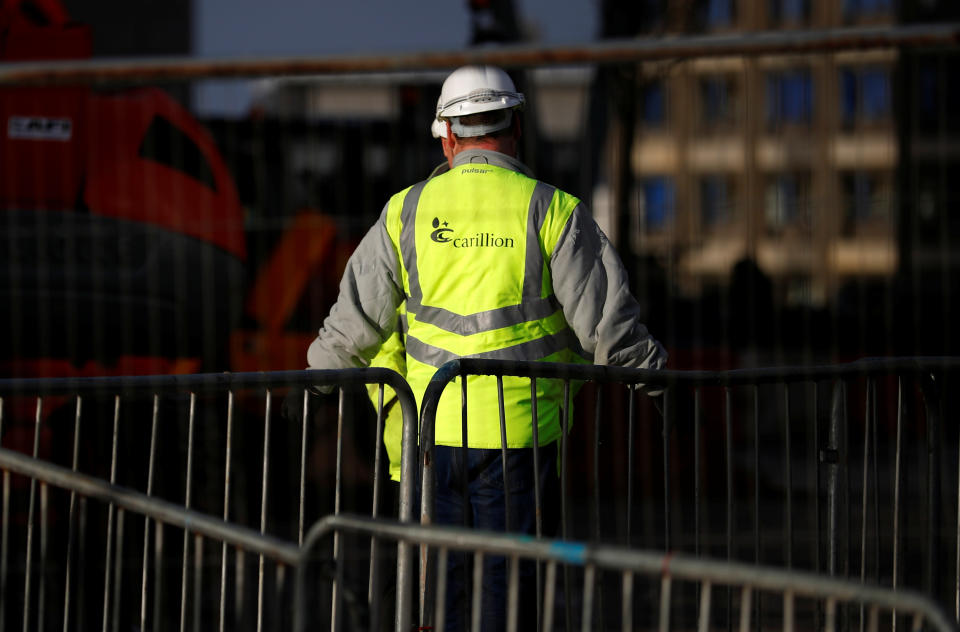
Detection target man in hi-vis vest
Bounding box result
[308,65,666,631]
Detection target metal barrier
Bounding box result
[419,356,960,627]
[2,436,947,632]
[0,368,419,632]
[298,512,957,632]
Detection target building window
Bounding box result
[640,80,667,128]
[841,171,893,235]
[700,175,735,229]
[700,0,735,28]
[765,172,811,234]
[639,177,676,232]
[842,0,893,20]
[700,75,739,130]
[769,0,809,23]
[840,67,891,128]
[766,70,813,127]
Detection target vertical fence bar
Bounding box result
[813,382,822,632]
[657,575,672,632]
[497,376,511,532]
[870,381,880,587]
[784,384,793,570]
[140,395,159,632]
[471,551,483,632]
[593,388,602,542]
[330,387,343,632]
[663,387,672,552]
[0,396,5,632]
[369,385,384,625]
[180,392,197,632]
[261,390,273,632]
[893,378,903,631]
[620,570,632,632]
[435,547,448,632]
[562,380,572,632]
[100,395,121,632]
[752,385,760,632]
[530,378,544,630]
[826,381,845,580]
[725,386,733,632]
[461,377,469,531]
[63,395,82,632]
[153,505,165,632]
[300,389,309,547]
[112,508,126,632]
[626,387,636,547]
[79,496,89,629]
[697,580,712,632]
[694,388,702,559]
[783,590,795,632]
[738,587,753,632]
[193,534,203,632]
[23,396,43,632]
[591,384,604,632]
[542,562,557,632]
[922,374,942,602]
[580,564,596,632]
[38,482,48,632]
[219,391,235,632]
[507,555,521,632]
[860,379,873,632]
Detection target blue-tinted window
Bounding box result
[842,171,891,232]
[840,67,891,127]
[641,81,667,127]
[861,70,890,120]
[702,76,733,127]
[706,0,734,26]
[641,177,676,231]
[701,175,732,228]
[766,70,813,126]
[843,0,893,19]
[765,173,810,232]
[769,0,809,22]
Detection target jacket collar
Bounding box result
[451,149,534,178]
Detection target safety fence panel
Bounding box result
[297,512,957,632]
[0,368,418,632]
[418,356,960,627]
[0,445,301,632]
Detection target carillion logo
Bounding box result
[430,217,516,248]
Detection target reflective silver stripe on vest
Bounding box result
[405,329,586,368]
[400,180,428,306]
[401,177,561,335]
[521,181,554,299]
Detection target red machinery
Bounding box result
[1,0,247,379]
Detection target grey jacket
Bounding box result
[307,149,666,374]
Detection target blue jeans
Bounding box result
[434,442,560,632]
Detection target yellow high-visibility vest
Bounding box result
[385,160,586,448]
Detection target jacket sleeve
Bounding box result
[550,204,667,371]
[307,208,405,370]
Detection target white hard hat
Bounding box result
[436,65,524,137]
[430,96,447,138]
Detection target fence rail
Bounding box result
[419,356,960,628]
[299,513,958,632]
[0,368,418,632]
[0,23,958,86]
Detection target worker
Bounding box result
[307,65,666,631]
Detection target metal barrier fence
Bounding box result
[0,368,418,632]
[1,438,950,632]
[419,356,960,627]
[298,513,957,632]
